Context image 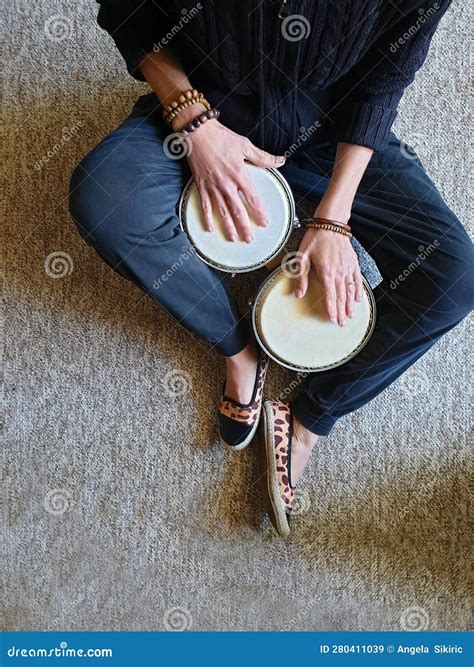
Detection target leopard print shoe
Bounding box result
[217,353,269,451]
[260,399,296,537]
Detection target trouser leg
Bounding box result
[69,112,250,356]
[281,134,474,435]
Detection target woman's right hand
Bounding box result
[176,115,286,242]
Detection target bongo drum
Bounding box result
[178,164,298,273]
[252,265,376,372]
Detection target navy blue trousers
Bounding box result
[69,95,474,436]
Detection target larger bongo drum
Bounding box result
[178,164,298,273]
[252,266,376,372]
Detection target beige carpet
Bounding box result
[2,1,472,632]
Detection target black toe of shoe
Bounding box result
[218,413,254,449]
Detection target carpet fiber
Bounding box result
[2,1,472,631]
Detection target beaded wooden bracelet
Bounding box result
[313,217,351,232]
[304,218,352,238]
[178,108,220,136]
[163,89,211,125]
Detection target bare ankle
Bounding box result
[289,417,318,486]
[225,341,257,368]
[223,341,258,403]
[293,417,318,450]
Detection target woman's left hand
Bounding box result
[294,227,363,327]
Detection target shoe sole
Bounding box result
[219,415,260,451]
[259,401,291,537]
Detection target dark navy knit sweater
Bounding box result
[97,0,451,154]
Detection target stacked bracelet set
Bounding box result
[162,89,210,124]
[163,88,220,136]
[304,217,352,238]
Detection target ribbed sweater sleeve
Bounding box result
[96,1,173,81]
[335,1,451,151]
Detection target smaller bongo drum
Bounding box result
[178,163,298,273]
[252,265,376,372]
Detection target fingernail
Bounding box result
[330,317,337,324]
[339,319,346,327]
[277,156,286,166]
[230,234,237,242]
[348,311,353,318]
[295,289,303,298]
[245,235,253,243]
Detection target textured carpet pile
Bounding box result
[2,1,472,631]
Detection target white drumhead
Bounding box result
[253,267,376,372]
[179,164,294,272]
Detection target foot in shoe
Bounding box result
[217,349,269,450]
[260,400,317,536]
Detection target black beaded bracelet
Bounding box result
[178,108,220,136]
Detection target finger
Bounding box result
[294,253,310,298]
[196,186,214,232]
[243,139,285,169]
[237,176,268,227]
[321,276,337,324]
[335,278,347,327]
[346,280,355,318]
[210,189,238,242]
[354,267,363,303]
[223,187,253,243]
